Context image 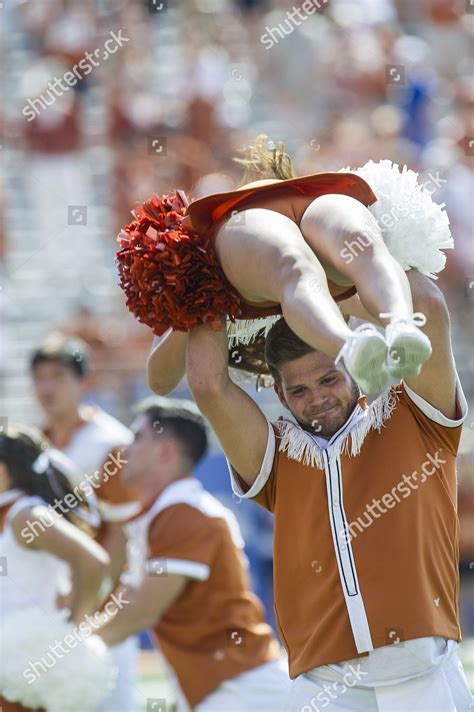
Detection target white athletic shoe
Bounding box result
[383,312,432,380]
[335,323,389,395]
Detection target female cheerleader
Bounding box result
[118,135,452,394]
[0,425,116,712]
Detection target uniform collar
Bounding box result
[312,401,367,451]
[274,388,397,468]
[284,397,368,451]
[129,476,197,524]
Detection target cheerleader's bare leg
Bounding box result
[214,208,391,393]
[299,194,432,380]
[299,194,414,324]
[215,208,352,358]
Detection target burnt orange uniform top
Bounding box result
[185,172,377,320]
[124,478,281,708]
[228,380,468,679]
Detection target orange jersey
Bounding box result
[228,380,467,679]
[124,478,281,708]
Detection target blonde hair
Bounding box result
[233,134,296,185]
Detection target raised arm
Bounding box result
[147,329,188,395]
[95,575,187,646]
[340,269,457,417]
[402,270,457,417]
[186,317,270,486]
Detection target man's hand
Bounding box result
[187,318,270,486]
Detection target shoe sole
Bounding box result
[345,334,389,395]
[388,334,432,380]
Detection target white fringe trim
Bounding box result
[226,315,281,347]
[274,388,399,469]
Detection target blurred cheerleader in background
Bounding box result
[0,425,117,712]
[118,135,453,394]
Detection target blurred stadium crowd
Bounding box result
[0,0,473,638]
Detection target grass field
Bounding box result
[135,640,474,711]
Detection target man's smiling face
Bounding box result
[274,350,360,438]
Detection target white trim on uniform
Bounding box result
[403,373,468,428]
[123,478,246,587]
[228,418,275,499]
[324,451,373,654]
[98,500,143,522]
[146,558,210,581]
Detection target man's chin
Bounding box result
[310,424,340,438]
[300,411,346,438]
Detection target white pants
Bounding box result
[285,639,473,712]
[182,658,291,712]
[96,636,139,712]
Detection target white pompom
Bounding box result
[0,607,118,712]
[340,159,453,279]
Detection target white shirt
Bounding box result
[61,406,133,478]
[0,490,71,613]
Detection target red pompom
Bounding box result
[116,191,242,335]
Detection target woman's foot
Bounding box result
[336,324,389,395]
[384,313,432,380]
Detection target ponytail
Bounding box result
[233,133,296,185]
[0,424,100,532]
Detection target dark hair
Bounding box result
[0,423,98,531]
[135,396,208,469]
[264,318,316,388]
[30,333,89,379]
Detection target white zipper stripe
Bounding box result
[324,451,373,653]
[327,457,357,596]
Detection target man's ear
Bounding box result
[273,382,288,409]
